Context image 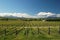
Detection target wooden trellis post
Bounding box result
[59,26,60,34]
[48,26,51,35]
[15,27,18,36]
[37,27,40,34]
[4,28,6,40]
[24,28,29,36]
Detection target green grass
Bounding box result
[0,20,60,40]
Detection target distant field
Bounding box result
[0,20,60,40]
[0,20,60,26]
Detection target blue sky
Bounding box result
[0,0,60,17]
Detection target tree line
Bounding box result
[0,17,60,21]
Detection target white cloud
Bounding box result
[37,12,55,16]
[56,14,60,17]
[37,12,56,18]
[0,12,60,18]
[0,13,32,18]
[0,13,39,18]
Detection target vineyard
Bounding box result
[0,20,60,40]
